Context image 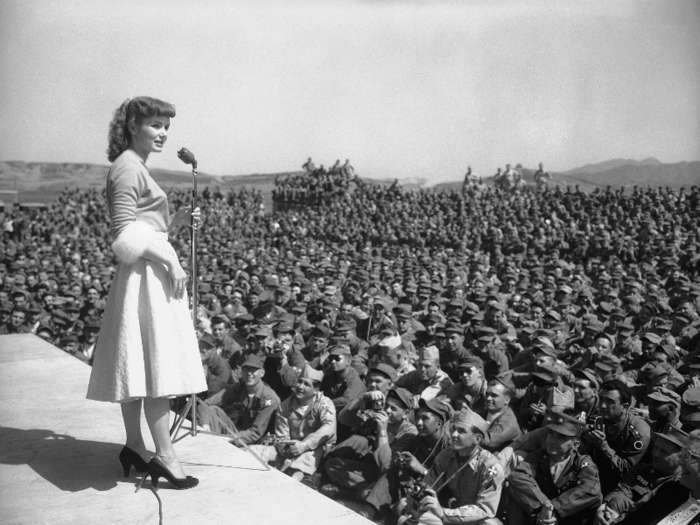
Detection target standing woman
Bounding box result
[87,97,206,489]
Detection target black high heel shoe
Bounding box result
[119,446,149,478]
[147,457,199,490]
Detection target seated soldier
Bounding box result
[302,323,332,369]
[396,345,454,408]
[481,376,522,453]
[441,355,488,412]
[397,406,504,525]
[359,398,454,521]
[248,365,336,484]
[320,345,367,441]
[322,383,417,500]
[382,341,416,378]
[197,354,280,445]
[507,412,602,525]
[596,426,688,525]
[580,379,650,496]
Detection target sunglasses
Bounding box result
[328,355,344,362]
[682,449,700,464]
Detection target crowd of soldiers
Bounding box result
[1,172,700,524]
[272,158,356,207]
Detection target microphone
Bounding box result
[177,147,196,166]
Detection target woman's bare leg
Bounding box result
[121,399,148,457]
[143,397,186,478]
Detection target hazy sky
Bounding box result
[1,0,698,183]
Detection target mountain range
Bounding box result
[0,157,697,205]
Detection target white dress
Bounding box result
[87,150,206,402]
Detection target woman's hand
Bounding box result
[168,260,188,300]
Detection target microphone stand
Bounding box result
[169,147,269,470]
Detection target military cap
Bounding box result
[387,387,414,410]
[655,425,688,449]
[647,387,681,407]
[198,333,216,349]
[290,303,307,315]
[378,334,402,351]
[548,386,575,408]
[368,363,397,382]
[457,355,485,371]
[424,313,443,325]
[584,318,605,332]
[419,345,440,361]
[489,302,507,312]
[274,322,294,333]
[254,325,273,338]
[334,318,356,331]
[573,369,600,389]
[532,365,559,384]
[681,388,700,422]
[609,308,627,319]
[491,374,516,394]
[210,314,230,326]
[241,354,266,369]
[300,364,324,383]
[643,332,662,344]
[444,322,464,335]
[654,344,679,361]
[452,405,489,436]
[328,345,352,356]
[544,310,562,322]
[84,316,101,330]
[617,321,635,333]
[418,398,453,422]
[236,313,254,323]
[307,323,329,339]
[545,411,585,437]
[640,363,668,379]
[60,334,78,343]
[258,290,274,305]
[477,326,497,341]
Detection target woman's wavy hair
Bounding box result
[106,96,176,162]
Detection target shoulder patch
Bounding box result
[487,465,499,478]
[263,399,272,407]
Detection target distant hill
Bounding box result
[565,157,663,175]
[433,159,699,193]
[0,157,697,205]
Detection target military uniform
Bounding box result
[481,406,523,453]
[440,380,488,413]
[604,462,682,519]
[582,412,650,495]
[421,447,505,524]
[508,448,602,525]
[200,380,280,445]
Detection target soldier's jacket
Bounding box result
[425,447,505,524]
[508,448,602,521]
[206,380,280,444]
[581,412,651,495]
[604,462,682,517]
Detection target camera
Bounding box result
[587,416,604,432]
[356,396,386,425]
[267,338,290,357]
[399,478,431,525]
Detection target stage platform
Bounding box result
[0,334,372,525]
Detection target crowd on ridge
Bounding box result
[1,170,700,524]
